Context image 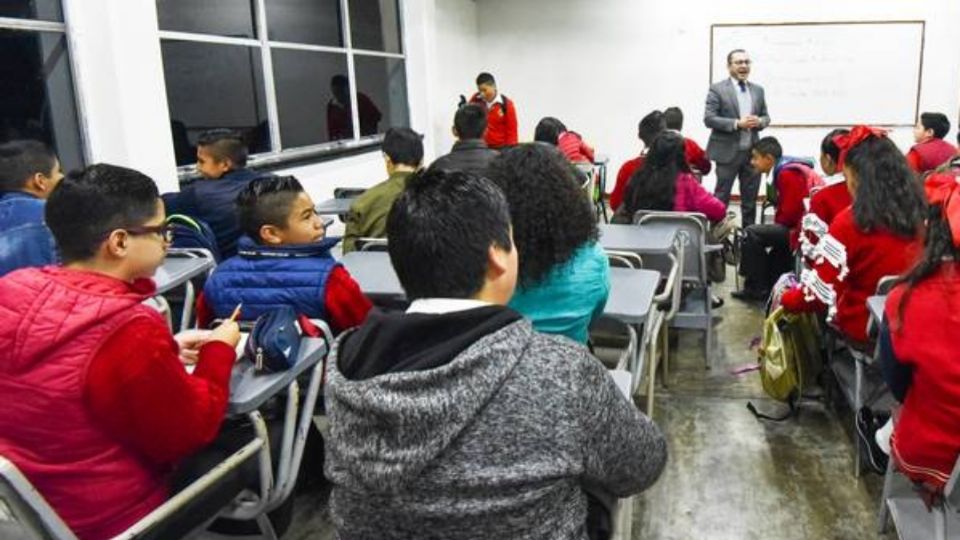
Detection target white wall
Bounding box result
[469,0,960,191]
[429,0,481,156]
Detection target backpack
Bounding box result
[747,273,824,420]
[167,214,222,262]
[766,158,825,205]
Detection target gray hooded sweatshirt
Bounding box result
[324,306,667,540]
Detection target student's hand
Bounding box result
[209,320,241,350]
[174,329,213,365]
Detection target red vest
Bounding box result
[0,267,167,540]
[887,262,960,490]
[911,138,958,174]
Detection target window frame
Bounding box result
[157,0,408,178]
[0,12,90,166]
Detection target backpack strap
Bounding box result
[167,213,202,233]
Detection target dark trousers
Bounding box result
[714,149,761,226]
[738,224,794,293]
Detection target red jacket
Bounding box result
[0,267,234,540]
[470,93,518,149]
[781,208,922,344]
[800,182,852,263]
[611,156,644,212]
[886,262,960,490]
[907,138,958,174]
[683,137,712,175]
[557,131,595,163]
[772,166,810,249]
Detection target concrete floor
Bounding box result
[199,239,895,539]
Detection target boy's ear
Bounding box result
[105,229,129,258]
[259,224,284,245]
[486,243,509,278]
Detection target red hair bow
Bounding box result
[925,173,960,248]
[833,125,888,170]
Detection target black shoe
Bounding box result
[711,295,725,309]
[856,407,889,475]
[731,288,766,302]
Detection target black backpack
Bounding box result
[167,214,222,262]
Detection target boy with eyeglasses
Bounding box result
[0,163,242,540]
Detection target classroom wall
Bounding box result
[469,0,960,191]
[430,0,482,157]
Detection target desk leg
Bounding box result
[225,410,274,521]
[268,381,299,511]
[180,281,195,332]
[647,322,657,418]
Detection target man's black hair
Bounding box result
[382,127,424,167]
[197,129,249,168]
[663,107,684,131]
[920,112,951,140]
[727,49,747,64]
[820,128,850,162]
[45,164,159,263]
[638,111,665,147]
[387,168,512,299]
[236,175,305,243]
[0,140,57,192]
[752,136,783,160]
[476,72,496,87]
[454,104,488,140]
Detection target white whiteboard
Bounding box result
[710,22,924,126]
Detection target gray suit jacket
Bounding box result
[703,79,770,164]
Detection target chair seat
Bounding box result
[888,497,960,540]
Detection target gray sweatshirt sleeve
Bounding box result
[577,354,668,497]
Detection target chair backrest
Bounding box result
[574,162,594,193]
[333,187,366,199]
[605,250,643,269]
[356,237,389,252]
[0,456,77,540]
[634,210,710,285]
[945,454,960,510]
[876,275,899,295]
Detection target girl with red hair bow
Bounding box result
[876,171,960,491]
[779,126,925,346]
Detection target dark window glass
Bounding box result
[353,56,407,136]
[0,29,83,171]
[156,0,256,39]
[0,0,62,22]
[272,48,349,147]
[347,0,401,53]
[161,41,270,165]
[266,0,343,47]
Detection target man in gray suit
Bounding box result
[704,49,770,226]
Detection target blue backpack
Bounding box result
[167,214,222,262]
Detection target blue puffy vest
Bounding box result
[204,236,340,321]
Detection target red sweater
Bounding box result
[683,137,712,175]
[197,265,371,332]
[781,208,922,344]
[800,182,852,263]
[906,138,958,174]
[470,93,518,149]
[772,167,809,249]
[611,156,645,212]
[886,262,960,490]
[557,131,595,163]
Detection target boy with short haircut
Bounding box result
[0,140,63,276]
[343,127,423,253]
[663,106,712,175]
[200,175,370,331]
[0,164,241,540]
[429,103,499,174]
[163,129,266,258]
[324,168,667,539]
[906,112,957,174]
[733,136,812,301]
[469,72,518,149]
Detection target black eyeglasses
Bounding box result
[125,223,175,243]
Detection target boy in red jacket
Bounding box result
[0,164,241,540]
[663,106,712,175]
[469,72,518,149]
[732,137,811,301]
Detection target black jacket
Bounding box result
[429,140,500,176]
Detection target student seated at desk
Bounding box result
[612,131,725,223]
[906,112,957,175]
[342,127,423,253]
[610,110,666,212]
[163,129,268,258]
[199,175,371,331]
[0,140,63,276]
[732,137,813,301]
[0,164,241,540]
[799,128,854,264]
[663,106,712,175]
[429,103,499,175]
[533,116,596,164]
[870,171,960,487]
[780,126,925,347]
[487,144,609,344]
[324,167,666,540]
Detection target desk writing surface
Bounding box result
[598,224,677,255]
[603,267,660,325]
[315,198,355,215]
[228,337,327,415]
[153,255,215,295]
[339,251,405,299]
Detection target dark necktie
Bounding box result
[738,80,747,93]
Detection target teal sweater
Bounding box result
[509,242,610,343]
